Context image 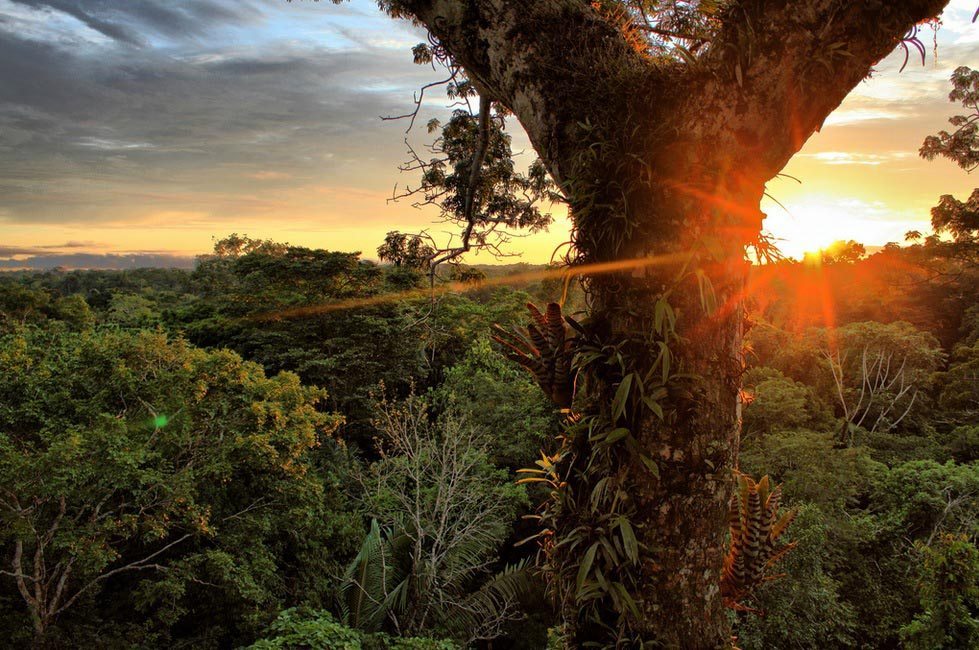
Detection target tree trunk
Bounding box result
[392,0,951,645]
[553,149,760,646]
[586,280,744,648]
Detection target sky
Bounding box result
[0,0,978,268]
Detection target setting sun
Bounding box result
[761,196,854,258]
[762,191,925,260]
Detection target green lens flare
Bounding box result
[153,415,169,428]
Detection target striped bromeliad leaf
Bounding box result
[492,302,575,409]
[721,471,797,612]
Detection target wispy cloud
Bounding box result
[247,170,292,180]
[0,245,47,257]
[0,252,197,270]
[74,137,156,150]
[37,240,106,249]
[823,107,907,126]
[7,0,265,46]
[0,1,436,228]
[798,151,914,166]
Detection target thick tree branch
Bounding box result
[392,0,950,264]
[688,0,951,184]
[395,0,662,185]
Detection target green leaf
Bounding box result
[641,396,664,420]
[612,373,633,422]
[654,298,667,334]
[619,519,639,563]
[576,542,599,597]
[604,427,630,445]
[653,298,676,335]
[588,428,608,443]
[590,477,610,512]
[611,582,641,620]
[639,454,660,479]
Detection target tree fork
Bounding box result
[384,0,951,645]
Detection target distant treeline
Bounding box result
[0,253,198,271]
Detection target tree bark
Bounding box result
[392,0,951,645]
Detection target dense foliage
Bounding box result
[0,238,574,648]
[246,609,457,650]
[0,326,359,647]
[4,59,979,639]
[0,220,976,647]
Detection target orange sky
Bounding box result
[1,0,978,265]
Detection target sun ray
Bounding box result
[253,251,694,321]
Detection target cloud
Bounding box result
[10,0,142,45]
[74,137,156,150]
[823,107,907,126]
[37,240,106,249]
[0,241,105,257]
[0,253,197,270]
[248,171,292,180]
[0,245,49,257]
[8,0,264,46]
[0,5,438,227]
[798,151,914,166]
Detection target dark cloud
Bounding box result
[9,0,264,45]
[0,246,50,257]
[21,0,142,45]
[0,4,438,226]
[0,242,106,256]
[0,253,197,270]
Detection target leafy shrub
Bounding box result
[742,367,833,436]
[900,535,979,650]
[247,609,458,650]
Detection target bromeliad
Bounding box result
[492,302,575,409]
[722,472,797,612]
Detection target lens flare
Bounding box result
[253,251,694,321]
